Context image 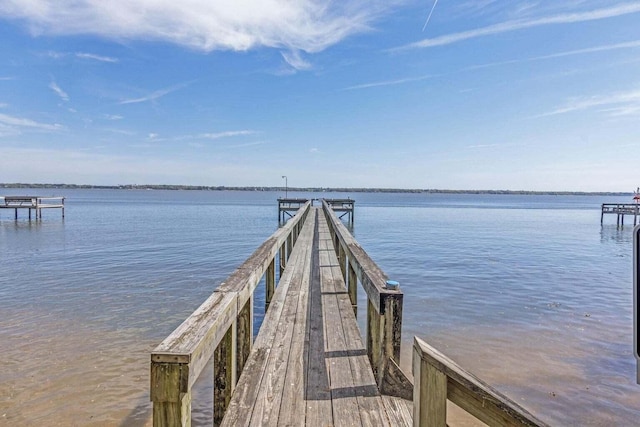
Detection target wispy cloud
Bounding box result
[0,76,14,81]
[541,88,640,117]
[44,50,118,63]
[281,50,312,71]
[49,80,69,101]
[226,141,266,149]
[119,83,189,105]
[75,52,118,63]
[344,75,433,90]
[467,39,640,71]
[0,0,392,55]
[0,112,63,131]
[197,130,257,140]
[397,3,640,50]
[103,114,124,120]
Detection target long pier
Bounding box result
[0,195,65,220]
[151,200,546,426]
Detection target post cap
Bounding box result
[385,280,399,290]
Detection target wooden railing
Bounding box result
[150,201,311,427]
[321,199,412,400]
[413,337,548,427]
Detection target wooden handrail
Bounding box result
[150,201,311,427]
[413,337,548,427]
[321,199,411,400]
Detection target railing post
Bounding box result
[338,243,347,282]
[279,242,286,275]
[266,259,276,310]
[413,342,447,427]
[151,362,191,427]
[367,299,382,382]
[236,296,253,377]
[214,321,237,426]
[348,261,357,316]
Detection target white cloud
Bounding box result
[75,52,118,63]
[49,81,69,101]
[0,76,14,81]
[398,3,640,50]
[0,112,63,131]
[0,0,391,54]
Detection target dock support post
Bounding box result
[151,362,192,427]
[214,321,237,427]
[287,233,293,261]
[413,343,447,427]
[367,294,404,389]
[266,259,275,310]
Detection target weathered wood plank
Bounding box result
[276,215,314,426]
[250,218,314,426]
[304,212,334,425]
[318,223,362,427]
[220,209,316,427]
[318,212,396,427]
[381,395,413,427]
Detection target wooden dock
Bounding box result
[0,195,65,220]
[601,203,639,226]
[151,200,547,427]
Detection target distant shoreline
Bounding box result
[0,183,632,196]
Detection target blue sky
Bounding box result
[1,1,639,191]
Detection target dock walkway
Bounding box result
[221,207,411,426]
[151,199,547,427]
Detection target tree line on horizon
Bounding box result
[0,183,631,196]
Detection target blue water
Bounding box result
[0,189,637,426]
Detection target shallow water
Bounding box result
[0,190,638,425]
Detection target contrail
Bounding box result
[422,0,439,32]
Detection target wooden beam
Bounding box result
[413,337,548,427]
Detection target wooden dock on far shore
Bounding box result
[151,199,547,427]
[601,203,639,226]
[0,195,65,220]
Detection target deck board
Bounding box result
[221,207,412,427]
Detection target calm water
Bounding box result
[0,189,638,426]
